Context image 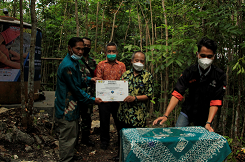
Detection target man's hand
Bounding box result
[9,50,20,61]
[124,96,135,103]
[205,124,214,132]
[0,51,7,63]
[152,116,168,125]
[91,77,102,82]
[94,98,103,105]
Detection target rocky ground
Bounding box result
[0,106,244,162]
[0,106,122,162]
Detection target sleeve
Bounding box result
[172,70,189,101]
[210,73,226,106]
[121,63,126,75]
[0,27,20,44]
[94,65,97,77]
[120,71,127,80]
[96,62,103,79]
[62,67,95,104]
[80,76,92,88]
[144,72,153,99]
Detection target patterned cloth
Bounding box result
[120,127,231,162]
[78,56,97,95]
[55,53,95,121]
[117,69,153,127]
[96,59,126,80]
[78,56,97,135]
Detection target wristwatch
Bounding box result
[206,122,212,125]
[135,96,138,102]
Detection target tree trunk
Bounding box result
[162,0,169,112]
[137,6,142,51]
[145,23,148,53]
[230,82,235,138]
[123,9,131,53]
[235,0,243,144]
[149,0,155,118]
[110,1,124,42]
[58,3,67,51]
[146,24,151,71]
[52,41,55,90]
[20,0,28,127]
[85,0,88,37]
[160,21,163,114]
[27,0,37,127]
[234,74,241,143]
[150,0,154,46]
[94,2,99,51]
[101,9,104,35]
[138,3,151,47]
[155,23,157,85]
[75,0,79,36]
[241,104,245,139]
[221,45,231,135]
[12,0,17,17]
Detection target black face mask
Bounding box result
[83,47,91,56]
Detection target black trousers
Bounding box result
[99,102,120,145]
[80,104,93,140]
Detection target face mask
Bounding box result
[83,47,91,56]
[107,54,117,61]
[70,49,82,60]
[198,58,213,70]
[133,62,144,71]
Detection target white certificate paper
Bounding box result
[96,80,128,101]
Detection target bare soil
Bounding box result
[0,106,244,162]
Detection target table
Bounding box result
[120,126,231,162]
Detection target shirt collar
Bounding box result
[130,68,144,76]
[198,64,211,76]
[105,59,119,64]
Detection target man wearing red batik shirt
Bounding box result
[153,37,226,132]
[96,42,126,150]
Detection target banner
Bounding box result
[0,22,42,82]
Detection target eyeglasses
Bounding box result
[199,54,214,59]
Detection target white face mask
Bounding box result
[70,49,82,60]
[198,58,213,70]
[133,62,144,71]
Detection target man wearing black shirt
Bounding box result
[153,37,226,132]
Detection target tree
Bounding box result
[26,0,37,128]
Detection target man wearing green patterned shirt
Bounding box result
[78,37,97,147]
[113,51,153,161]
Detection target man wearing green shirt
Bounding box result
[55,37,102,162]
[78,37,97,146]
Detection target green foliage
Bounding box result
[6,0,245,140]
[224,136,245,161]
[232,56,245,74]
[150,97,156,104]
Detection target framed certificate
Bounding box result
[96,80,128,101]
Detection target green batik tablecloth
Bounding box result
[120,126,231,162]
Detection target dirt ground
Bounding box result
[0,106,245,162]
[0,106,123,162]
[75,106,121,162]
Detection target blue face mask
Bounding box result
[107,54,117,61]
[70,49,82,60]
